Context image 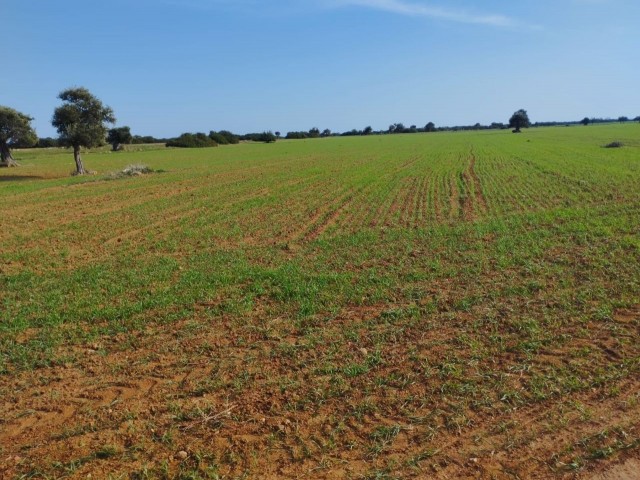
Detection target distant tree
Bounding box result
[0,106,38,167]
[424,122,436,132]
[634,116,640,123]
[167,133,218,148]
[275,131,281,138]
[218,130,239,144]
[581,117,590,126]
[308,127,320,138]
[259,131,276,143]
[286,131,308,139]
[321,128,332,137]
[209,131,229,145]
[132,135,163,144]
[389,123,405,134]
[52,87,115,174]
[38,137,59,148]
[618,116,629,123]
[509,109,530,133]
[107,126,132,151]
[409,125,418,133]
[363,126,373,135]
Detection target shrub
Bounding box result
[166,133,218,148]
[604,141,624,148]
[209,131,229,145]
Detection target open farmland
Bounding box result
[1,124,639,479]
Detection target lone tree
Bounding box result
[509,109,530,133]
[107,126,132,151]
[581,117,590,126]
[425,122,436,132]
[0,106,37,167]
[52,87,115,175]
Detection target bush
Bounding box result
[604,141,624,148]
[218,130,240,144]
[166,133,218,148]
[209,131,229,145]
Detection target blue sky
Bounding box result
[3,0,638,137]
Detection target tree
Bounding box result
[618,116,629,123]
[321,128,332,137]
[275,131,281,138]
[425,122,436,132]
[389,123,405,134]
[0,106,38,167]
[259,131,276,143]
[308,127,320,138]
[209,131,229,145]
[363,126,373,135]
[509,109,530,133]
[634,116,640,123]
[107,126,132,151]
[581,117,590,126]
[52,87,115,174]
[167,133,217,148]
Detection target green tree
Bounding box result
[107,126,133,151]
[259,131,277,143]
[634,116,640,123]
[581,117,590,126]
[618,116,629,123]
[209,131,230,145]
[52,87,115,175]
[509,109,530,133]
[424,122,436,132]
[0,106,38,167]
[363,126,373,135]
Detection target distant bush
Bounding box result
[37,137,59,148]
[218,130,240,144]
[241,131,276,143]
[166,133,218,148]
[286,131,308,139]
[209,131,229,145]
[604,141,624,148]
[132,135,166,144]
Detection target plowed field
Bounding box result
[1,125,639,479]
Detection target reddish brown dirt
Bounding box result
[1,302,638,479]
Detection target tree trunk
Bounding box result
[0,142,18,167]
[73,146,87,175]
[111,142,120,152]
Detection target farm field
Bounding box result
[1,124,639,479]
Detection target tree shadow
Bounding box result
[0,175,43,182]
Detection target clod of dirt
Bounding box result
[175,451,188,460]
[359,347,369,356]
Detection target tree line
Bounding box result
[1,88,639,173]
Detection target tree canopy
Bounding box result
[167,133,218,148]
[509,109,531,133]
[107,126,132,151]
[52,87,115,174]
[0,106,38,167]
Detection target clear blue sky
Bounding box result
[3,0,638,138]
